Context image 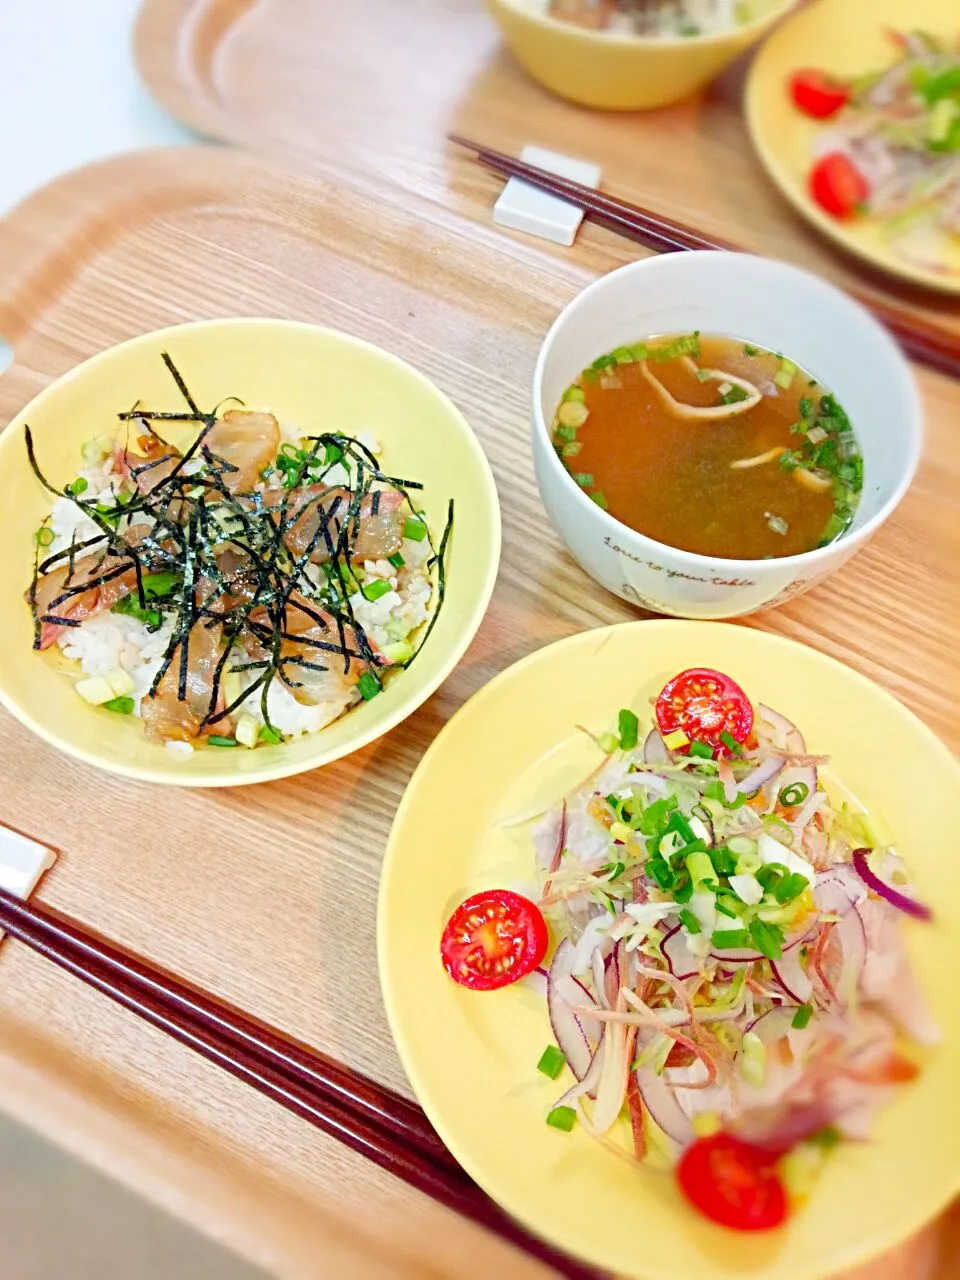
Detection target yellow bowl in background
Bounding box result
[486,0,798,111]
[0,320,501,787]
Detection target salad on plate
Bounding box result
[440,667,937,1231]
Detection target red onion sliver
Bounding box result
[852,848,932,921]
[771,949,813,1005]
[662,923,701,981]
[634,1065,693,1148]
[643,728,671,766]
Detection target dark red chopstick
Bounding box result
[449,134,960,382]
[0,887,605,1280]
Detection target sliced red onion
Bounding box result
[709,921,814,965]
[662,923,701,981]
[548,940,595,1081]
[736,755,786,796]
[835,902,868,993]
[852,848,932,921]
[603,941,623,1010]
[522,966,549,996]
[756,704,805,754]
[734,1098,844,1153]
[592,947,609,1010]
[814,867,863,918]
[554,1033,606,1110]
[771,949,812,1005]
[643,728,671,766]
[745,1004,797,1044]
[634,1066,693,1148]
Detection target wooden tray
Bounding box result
[132,0,960,340]
[0,146,956,1279]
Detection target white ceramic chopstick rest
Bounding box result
[493,145,602,247]
[0,826,57,941]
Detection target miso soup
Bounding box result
[551,334,863,560]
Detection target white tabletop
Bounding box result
[0,0,195,218]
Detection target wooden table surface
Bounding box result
[0,1,954,1277]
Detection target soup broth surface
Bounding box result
[552,334,863,560]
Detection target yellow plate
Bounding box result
[0,319,500,786]
[746,0,960,293]
[379,621,960,1280]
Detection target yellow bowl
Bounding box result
[0,319,501,787]
[380,620,960,1279]
[486,0,798,111]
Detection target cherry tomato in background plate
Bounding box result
[810,153,869,220]
[790,69,851,119]
[677,1132,788,1232]
[656,668,753,757]
[440,889,548,991]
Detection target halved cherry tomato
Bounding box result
[789,69,851,119]
[655,668,753,758]
[677,1132,788,1232]
[810,153,869,220]
[440,889,548,991]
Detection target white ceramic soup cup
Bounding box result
[532,252,922,619]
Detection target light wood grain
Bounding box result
[132,0,960,335]
[0,145,954,1280]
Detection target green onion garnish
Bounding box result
[719,730,742,755]
[208,735,238,747]
[618,708,639,751]
[810,1124,842,1150]
[403,516,428,542]
[712,928,749,950]
[67,477,89,496]
[259,726,283,745]
[678,908,701,935]
[537,1045,566,1080]
[673,875,694,904]
[561,442,583,459]
[388,552,405,569]
[647,857,675,892]
[743,344,758,356]
[778,782,810,808]
[688,739,713,760]
[667,810,695,844]
[748,918,784,961]
[546,1106,577,1133]
[362,578,392,602]
[715,896,742,919]
[772,872,810,905]
[356,672,381,701]
[103,696,134,715]
[791,1003,813,1030]
[710,847,737,877]
[572,472,594,489]
[704,780,725,803]
[555,424,577,443]
[686,849,714,887]
[589,491,608,510]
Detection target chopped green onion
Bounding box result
[555,424,577,443]
[388,552,405,569]
[35,526,55,547]
[667,810,695,844]
[719,385,749,406]
[561,441,583,459]
[678,908,701,935]
[572,473,594,489]
[704,780,726,803]
[403,515,428,541]
[208,735,238,747]
[357,672,381,701]
[592,354,617,371]
[589,491,608,510]
[719,730,742,755]
[597,731,619,754]
[562,385,586,404]
[694,369,712,383]
[546,1106,577,1133]
[791,1003,813,1030]
[743,344,758,356]
[712,928,749,950]
[773,872,810,905]
[618,708,639,751]
[648,332,701,362]
[362,578,392,602]
[611,345,637,365]
[537,1045,567,1080]
[810,1124,842,1150]
[103,696,134,715]
[716,896,743,919]
[767,514,789,536]
[710,846,737,877]
[686,849,714,887]
[67,477,89,496]
[259,726,283,745]
[775,358,797,390]
[688,739,713,760]
[778,782,810,808]
[647,857,675,892]
[748,918,784,961]
[673,873,694,904]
